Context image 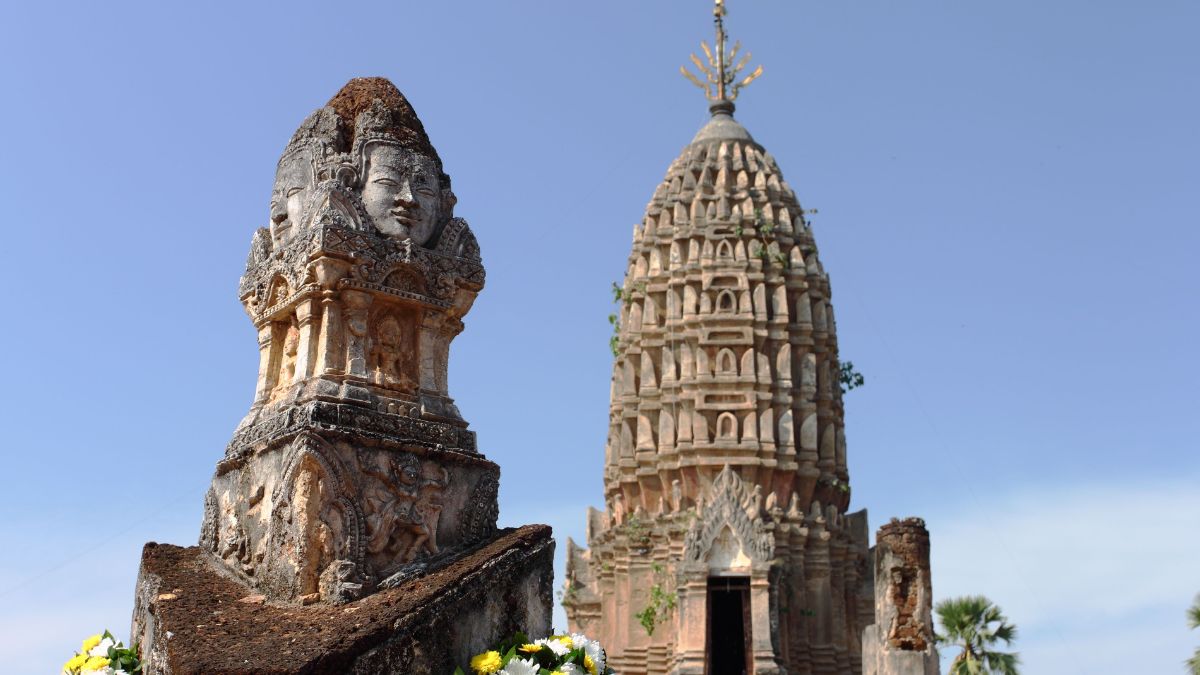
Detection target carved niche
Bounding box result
[370,308,419,393]
[268,319,300,403]
[265,433,364,602]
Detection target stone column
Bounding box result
[253,323,275,404]
[670,565,707,675]
[312,260,348,376]
[805,521,837,674]
[315,292,343,375]
[418,311,442,393]
[292,298,319,384]
[750,564,781,675]
[828,529,851,673]
[861,518,938,675]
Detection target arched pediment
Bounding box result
[308,182,368,233]
[682,465,774,566]
[434,218,482,261]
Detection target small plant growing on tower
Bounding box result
[634,562,678,636]
[752,242,771,268]
[756,216,775,239]
[623,514,652,551]
[608,281,648,357]
[819,476,851,495]
[838,360,865,393]
[557,583,580,608]
[608,313,621,357]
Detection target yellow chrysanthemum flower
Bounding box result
[555,636,574,648]
[81,655,110,672]
[470,650,502,674]
[63,653,88,673]
[81,635,102,654]
[518,643,542,654]
[585,655,598,675]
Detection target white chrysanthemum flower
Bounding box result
[570,633,605,672]
[80,667,115,675]
[499,657,540,675]
[536,637,570,657]
[558,663,582,675]
[88,637,116,657]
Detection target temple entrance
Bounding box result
[705,576,752,675]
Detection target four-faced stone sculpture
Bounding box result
[200,78,497,605]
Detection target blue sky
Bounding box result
[1,1,1196,673]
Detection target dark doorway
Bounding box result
[706,576,751,675]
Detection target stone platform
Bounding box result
[131,525,553,674]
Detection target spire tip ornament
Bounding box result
[680,0,763,108]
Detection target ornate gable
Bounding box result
[683,465,774,566]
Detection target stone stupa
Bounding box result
[563,4,939,674]
[130,78,553,674]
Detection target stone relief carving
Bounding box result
[270,147,314,248]
[459,471,500,545]
[371,312,417,392]
[360,450,448,573]
[360,142,445,245]
[264,433,363,601]
[270,321,300,401]
[682,465,774,564]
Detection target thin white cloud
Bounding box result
[19,482,1196,674]
[528,479,1200,674]
[929,476,1200,675]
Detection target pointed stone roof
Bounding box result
[690,101,755,144]
[325,77,440,162]
[607,91,846,511]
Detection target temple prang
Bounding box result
[129,77,553,674]
[564,3,938,674]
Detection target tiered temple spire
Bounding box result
[565,4,877,674]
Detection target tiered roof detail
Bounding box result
[604,105,852,519]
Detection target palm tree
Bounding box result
[1187,593,1200,675]
[934,595,1020,675]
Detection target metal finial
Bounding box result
[680,0,764,105]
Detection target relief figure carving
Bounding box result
[362,452,448,570]
[371,313,417,391]
[270,322,300,401]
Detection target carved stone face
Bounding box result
[270,150,314,247]
[361,144,442,245]
[378,317,402,348]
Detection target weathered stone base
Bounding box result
[862,625,939,675]
[131,525,553,674]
